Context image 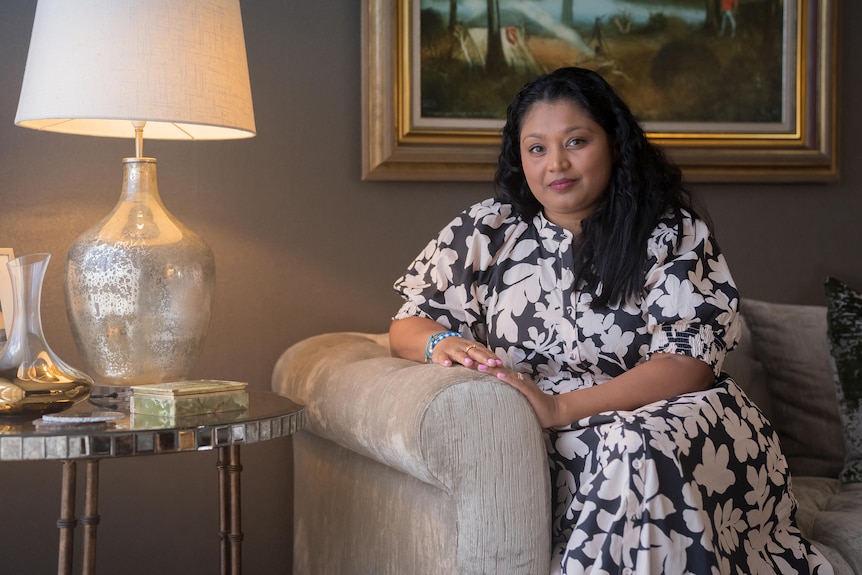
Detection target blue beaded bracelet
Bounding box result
[424,331,460,363]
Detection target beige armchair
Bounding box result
[273,298,862,574]
[272,332,551,575]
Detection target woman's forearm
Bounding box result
[557,353,714,423]
[388,316,453,362]
[498,352,715,428]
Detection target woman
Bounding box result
[390,67,830,574]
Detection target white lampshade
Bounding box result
[15,0,256,140]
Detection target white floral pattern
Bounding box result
[394,198,832,574]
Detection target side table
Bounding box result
[0,390,304,575]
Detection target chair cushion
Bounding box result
[792,477,862,575]
[741,299,845,478]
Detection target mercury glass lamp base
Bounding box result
[65,157,215,389]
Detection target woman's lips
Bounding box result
[549,178,575,190]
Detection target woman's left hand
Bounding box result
[494,367,564,429]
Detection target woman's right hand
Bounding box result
[429,336,503,370]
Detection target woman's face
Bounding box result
[519,98,612,234]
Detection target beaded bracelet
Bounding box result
[424,331,460,363]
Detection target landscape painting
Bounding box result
[417,0,789,132]
[361,0,836,182]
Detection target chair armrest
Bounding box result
[272,331,548,491]
[272,332,552,574]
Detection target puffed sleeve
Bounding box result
[643,211,741,376]
[392,199,516,338]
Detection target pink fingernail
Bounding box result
[478,364,487,371]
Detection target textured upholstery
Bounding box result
[273,300,861,575]
[273,332,551,575]
[792,477,862,575]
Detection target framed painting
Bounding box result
[0,248,14,343]
[362,0,837,183]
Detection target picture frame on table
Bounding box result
[0,248,15,344]
[362,0,837,183]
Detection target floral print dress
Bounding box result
[393,198,832,575]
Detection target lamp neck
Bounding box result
[121,157,160,202]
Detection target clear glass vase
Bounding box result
[0,253,93,416]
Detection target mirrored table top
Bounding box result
[0,391,304,462]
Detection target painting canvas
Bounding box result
[417,0,790,133]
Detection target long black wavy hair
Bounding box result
[494,66,704,308]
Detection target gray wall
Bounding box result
[0,1,858,573]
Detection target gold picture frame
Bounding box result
[362,0,838,183]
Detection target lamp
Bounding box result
[14,0,255,398]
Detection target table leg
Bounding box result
[229,445,243,575]
[57,461,77,575]
[81,460,101,575]
[218,448,230,575]
[218,445,244,575]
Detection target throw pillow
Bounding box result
[741,299,845,478]
[824,277,862,483]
